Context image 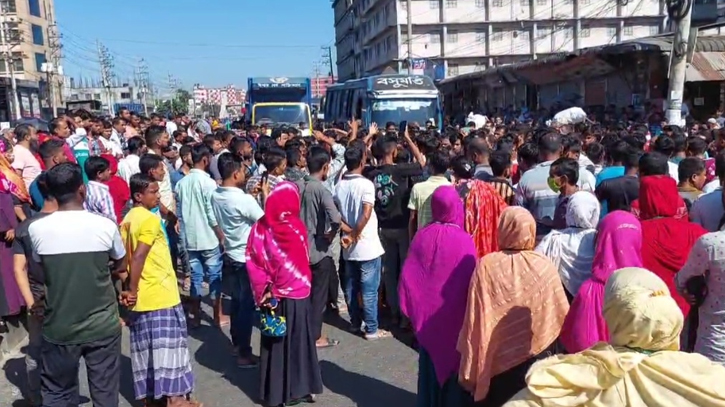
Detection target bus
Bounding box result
[323,74,441,129]
[246,77,313,130]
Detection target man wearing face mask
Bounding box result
[548,157,580,230]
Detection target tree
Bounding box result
[155,89,191,116]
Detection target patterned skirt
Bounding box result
[129,304,194,401]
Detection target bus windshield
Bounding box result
[253,104,310,127]
[370,99,438,127]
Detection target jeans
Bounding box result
[380,228,409,316]
[188,247,223,300]
[344,256,382,334]
[310,257,334,340]
[226,258,255,358]
[41,333,121,407]
[26,313,42,403]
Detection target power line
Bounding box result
[86,37,322,49]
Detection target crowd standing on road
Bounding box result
[4,106,725,406]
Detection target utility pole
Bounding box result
[97,40,114,115]
[0,3,21,120]
[46,19,61,117]
[137,58,149,116]
[665,0,693,126]
[406,0,413,74]
[321,46,334,79]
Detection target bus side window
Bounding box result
[353,89,363,121]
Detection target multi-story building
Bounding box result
[312,76,336,98]
[64,78,139,112]
[332,0,666,82]
[0,0,58,120]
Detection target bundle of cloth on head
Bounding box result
[503,267,725,407]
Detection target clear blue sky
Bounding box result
[56,0,336,92]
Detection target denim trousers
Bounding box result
[188,247,223,299]
[344,256,382,334]
[225,258,255,357]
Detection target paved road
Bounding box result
[0,304,419,407]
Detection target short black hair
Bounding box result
[518,142,539,167]
[49,117,66,135]
[38,138,65,163]
[45,163,83,206]
[715,150,725,179]
[127,136,145,155]
[191,143,212,165]
[129,173,154,199]
[344,143,365,171]
[217,152,242,180]
[653,136,675,157]
[678,157,706,183]
[36,172,51,200]
[229,136,251,155]
[14,124,33,141]
[466,138,489,160]
[608,140,631,164]
[286,147,303,168]
[538,132,562,156]
[306,146,331,174]
[550,157,579,185]
[584,142,605,164]
[686,136,708,156]
[84,156,110,181]
[271,127,288,140]
[623,146,642,169]
[264,147,287,172]
[139,153,165,175]
[112,117,126,127]
[144,125,167,147]
[429,150,451,175]
[489,150,511,177]
[179,144,192,158]
[638,152,669,176]
[450,155,474,179]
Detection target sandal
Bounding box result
[316,338,340,349]
[364,329,392,340]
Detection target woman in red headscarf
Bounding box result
[637,175,706,349]
[101,154,130,224]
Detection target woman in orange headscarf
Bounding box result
[457,207,569,406]
[637,175,706,350]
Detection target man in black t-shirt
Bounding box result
[365,131,424,325]
[596,147,642,214]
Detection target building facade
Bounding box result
[0,0,58,120]
[312,76,337,97]
[332,0,667,82]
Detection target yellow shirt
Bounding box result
[407,175,451,228]
[121,207,181,312]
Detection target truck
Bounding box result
[246,77,313,129]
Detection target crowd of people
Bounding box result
[2,107,725,407]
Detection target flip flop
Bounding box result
[316,338,340,349]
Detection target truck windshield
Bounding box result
[253,104,310,127]
[370,99,438,127]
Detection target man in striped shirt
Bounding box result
[487,150,515,205]
[83,156,117,223]
[245,146,287,206]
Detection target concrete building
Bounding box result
[332,0,667,82]
[0,0,58,120]
[312,76,337,97]
[64,78,139,113]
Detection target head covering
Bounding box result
[458,207,569,402]
[560,210,643,353]
[399,186,477,385]
[604,267,683,351]
[638,175,707,317]
[502,268,725,407]
[0,137,29,202]
[245,181,312,305]
[631,175,688,221]
[535,191,600,296]
[462,180,508,258]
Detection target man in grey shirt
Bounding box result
[297,146,344,348]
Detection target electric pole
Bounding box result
[665,0,693,126]
[407,0,413,74]
[0,3,21,120]
[46,20,61,117]
[321,46,334,79]
[136,58,149,116]
[97,40,114,115]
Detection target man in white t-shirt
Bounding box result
[333,142,388,340]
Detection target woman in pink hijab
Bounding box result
[560,210,643,353]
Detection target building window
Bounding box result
[34,52,45,72]
[521,0,530,6]
[537,0,547,5]
[448,63,459,76]
[518,30,530,41]
[537,27,551,39]
[31,24,43,45]
[649,25,660,35]
[447,31,458,42]
[623,25,633,36]
[492,0,503,6]
[563,26,573,38]
[607,26,617,37]
[94,93,101,100]
[446,0,457,7]
[10,51,22,72]
[492,28,503,41]
[120,92,131,99]
[429,0,439,9]
[476,31,486,42]
[580,27,591,37]
[0,0,16,13]
[27,0,40,17]
[475,0,485,6]
[400,0,407,9]
[430,32,440,43]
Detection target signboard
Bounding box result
[372,75,436,91]
[251,77,307,90]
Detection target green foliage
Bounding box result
[155,89,191,115]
